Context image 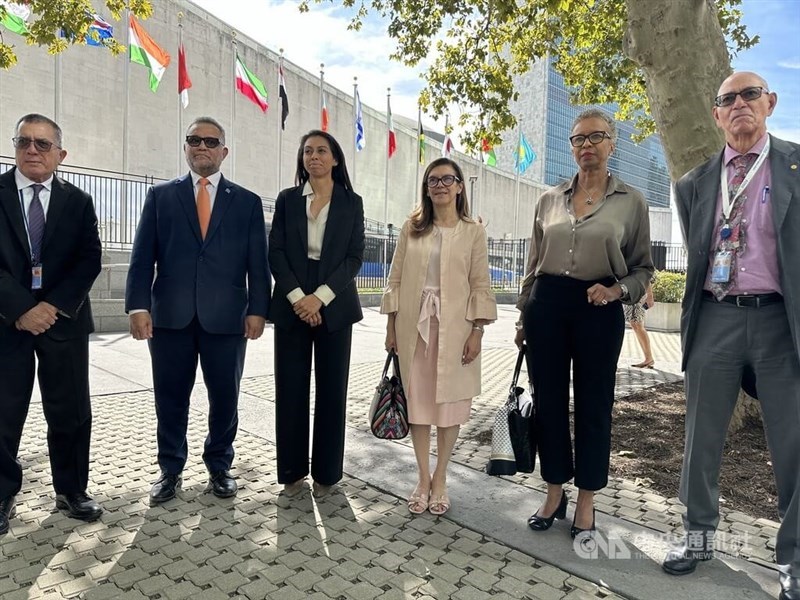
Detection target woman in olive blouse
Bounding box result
[514,109,654,541]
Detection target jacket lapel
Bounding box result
[176,174,203,243]
[769,135,798,232]
[319,185,345,270]
[204,175,234,243]
[41,176,68,255]
[0,168,29,258]
[293,188,309,254]
[692,154,722,252]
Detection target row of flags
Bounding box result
[1,5,537,172]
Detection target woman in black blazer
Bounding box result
[268,130,365,497]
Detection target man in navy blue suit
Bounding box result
[125,116,270,504]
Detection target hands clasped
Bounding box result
[293,294,323,327]
[16,301,58,335]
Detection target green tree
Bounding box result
[0,0,152,70]
[299,0,757,180]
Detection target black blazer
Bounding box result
[268,183,365,332]
[0,167,101,347]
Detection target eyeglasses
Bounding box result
[714,86,768,108]
[185,136,223,148]
[12,137,59,152]
[426,175,460,188]
[568,131,611,147]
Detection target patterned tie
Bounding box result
[27,184,45,263]
[197,177,211,239]
[708,153,757,300]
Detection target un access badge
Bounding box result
[710,250,732,283]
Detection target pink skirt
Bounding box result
[406,291,472,427]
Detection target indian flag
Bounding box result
[235,55,268,112]
[129,15,170,92]
[0,1,30,36]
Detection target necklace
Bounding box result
[577,176,608,205]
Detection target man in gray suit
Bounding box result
[662,71,799,600]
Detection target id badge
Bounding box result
[710,251,732,283]
[31,265,43,290]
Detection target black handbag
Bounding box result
[368,350,409,439]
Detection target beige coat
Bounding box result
[380,219,497,403]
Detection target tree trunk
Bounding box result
[729,391,761,433]
[623,0,729,180]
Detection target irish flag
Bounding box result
[0,1,30,36]
[235,55,268,112]
[129,16,170,92]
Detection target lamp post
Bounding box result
[469,175,478,217]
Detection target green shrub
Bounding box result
[652,270,686,303]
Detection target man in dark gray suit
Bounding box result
[662,71,799,600]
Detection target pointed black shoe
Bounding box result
[779,570,800,600]
[570,508,596,539]
[528,492,568,531]
[55,492,103,522]
[208,470,237,498]
[150,472,182,505]
[662,539,714,576]
[0,496,16,535]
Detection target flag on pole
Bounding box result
[235,54,268,112]
[178,43,192,108]
[442,133,454,158]
[354,89,365,151]
[0,1,29,35]
[387,97,397,158]
[515,132,536,174]
[416,107,425,164]
[321,91,329,131]
[278,63,289,130]
[481,138,497,167]
[129,16,171,92]
[85,13,113,46]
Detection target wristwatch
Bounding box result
[618,282,630,301]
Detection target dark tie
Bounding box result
[729,153,756,195]
[27,184,45,263]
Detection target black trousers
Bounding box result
[148,318,246,474]
[274,260,353,486]
[0,334,92,498]
[524,275,624,491]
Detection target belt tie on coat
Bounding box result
[417,288,441,357]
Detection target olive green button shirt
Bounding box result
[516,173,654,311]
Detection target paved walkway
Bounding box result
[0,306,782,599]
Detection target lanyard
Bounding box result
[719,137,770,222]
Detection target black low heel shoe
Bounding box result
[570,508,596,539]
[528,492,568,531]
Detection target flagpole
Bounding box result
[122,8,131,243]
[277,49,284,194]
[177,13,184,176]
[383,87,391,287]
[352,77,358,189]
[414,103,421,209]
[513,120,522,288]
[319,64,324,130]
[54,54,62,124]
[230,32,237,181]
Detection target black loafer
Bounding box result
[780,571,800,600]
[55,492,103,522]
[528,492,568,531]
[0,496,16,535]
[662,544,713,575]
[150,472,182,505]
[208,470,237,498]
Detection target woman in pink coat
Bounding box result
[381,158,497,516]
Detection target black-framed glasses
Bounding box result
[426,175,460,188]
[12,137,59,152]
[568,131,611,147]
[185,135,223,148]
[714,86,768,108]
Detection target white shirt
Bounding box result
[286,182,336,307]
[15,169,53,223]
[189,170,222,209]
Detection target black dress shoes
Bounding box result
[780,570,800,600]
[662,541,714,575]
[570,508,596,539]
[150,472,182,505]
[528,492,568,531]
[0,496,16,534]
[55,492,103,522]
[208,470,237,498]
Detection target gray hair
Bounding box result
[15,113,63,148]
[186,116,226,145]
[572,109,617,142]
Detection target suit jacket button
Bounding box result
[199,256,204,262]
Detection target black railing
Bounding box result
[651,241,687,273]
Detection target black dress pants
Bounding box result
[0,334,92,498]
[524,275,624,491]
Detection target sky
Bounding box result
[191,0,800,144]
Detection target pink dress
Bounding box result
[406,226,472,427]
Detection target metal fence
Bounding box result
[2,158,684,291]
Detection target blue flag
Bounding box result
[355,89,365,151]
[515,132,536,174]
